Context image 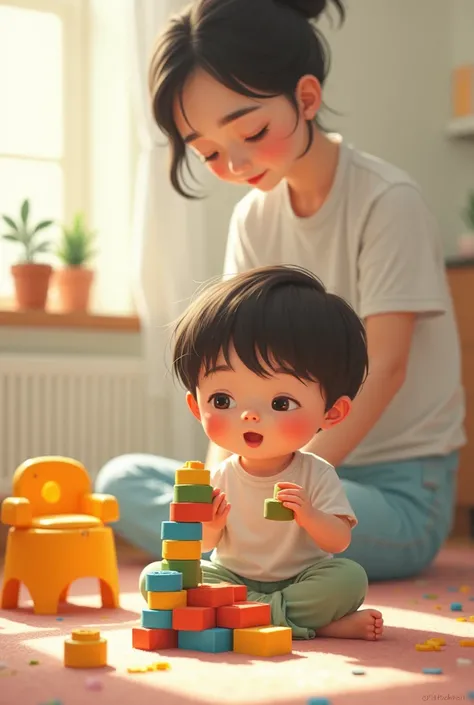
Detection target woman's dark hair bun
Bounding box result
[276,0,345,22]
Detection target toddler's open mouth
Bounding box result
[244,432,264,448]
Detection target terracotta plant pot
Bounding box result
[54,267,94,313]
[11,263,53,310]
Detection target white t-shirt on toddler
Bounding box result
[209,451,356,582]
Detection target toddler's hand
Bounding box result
[276,482,314,527]
[207,488,231,532]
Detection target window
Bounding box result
[0,0,86,305]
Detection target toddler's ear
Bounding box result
[186,392,202,421]
[321,396,351,430]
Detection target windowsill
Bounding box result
[0,307,141,332]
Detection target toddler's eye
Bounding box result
[272,396,300,412]
[209,393,236,410]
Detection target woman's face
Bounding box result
[174,69,319,192]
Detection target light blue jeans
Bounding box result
[95,451,459,581]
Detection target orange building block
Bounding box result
[170,502,213,523]
[64,629,107,668]
[217,601,271,629]
[148,589,187,610]
[187,584,235,608]
[231,584,248,601]
[233,626,292,657]
[172,606,216,631]
[132,627,178,651]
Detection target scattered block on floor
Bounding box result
[217,601,271,629]
[173,484,213,504]
[233,626,292,657]
[148,589,187,610]
[161,559,202,589]
[161,521,203,541]
[187,584,235,608]
[162,539,202,560]
[145,570,183,592]
[141,608,173,629]
[178,627,233,653]
[132,627,178,651]
[64,629,107,669]
[172,606,216,631]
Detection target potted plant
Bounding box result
[458,190,474,257]
[54,212,96,312]
[1,199,54,310]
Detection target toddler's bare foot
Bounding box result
[316,609,383,641]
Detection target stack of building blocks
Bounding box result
[132,461,293,657]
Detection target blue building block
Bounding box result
[178,628,233,653]
[450,602,463,611]
[161,521,203,541]
[422,668,443,675]
[307,699,331,705]
[145,570,182,592]
[141,608,173,629]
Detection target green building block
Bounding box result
[161,558,202,588]
[264,499,294,521]
[173,484,213,504]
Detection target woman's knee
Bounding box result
[95,454,140,497]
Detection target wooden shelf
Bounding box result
[0,308,141,332]
[446,115,474,138]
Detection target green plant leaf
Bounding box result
[32,219,54,234]
[20,199,30,226]
[1,233,22,243]
[1,215,17,230]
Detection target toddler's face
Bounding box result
[189,346,328,460]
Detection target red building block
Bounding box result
[172,606,216,631]
[232,584,248,601]
[170,502,214,523]
[215,581,248,602]
[216,601,271,629]
[132,627,178,651]
[187,584,235,608]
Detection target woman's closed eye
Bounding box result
[245,124,269,143]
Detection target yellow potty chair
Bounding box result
[1,456,120,615]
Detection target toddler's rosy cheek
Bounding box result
[277,415,316,444]
[203,413,230,443]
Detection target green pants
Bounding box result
[139,557,367,640]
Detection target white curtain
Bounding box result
[128,0,206,461]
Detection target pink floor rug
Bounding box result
[1,545,474,705]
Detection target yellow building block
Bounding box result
[64,629,107,668]
[148,589,187,610]
[162,539,202,560]
[175,468,211,485]
[233,625,292,657]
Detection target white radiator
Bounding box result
[0,354,166,494]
